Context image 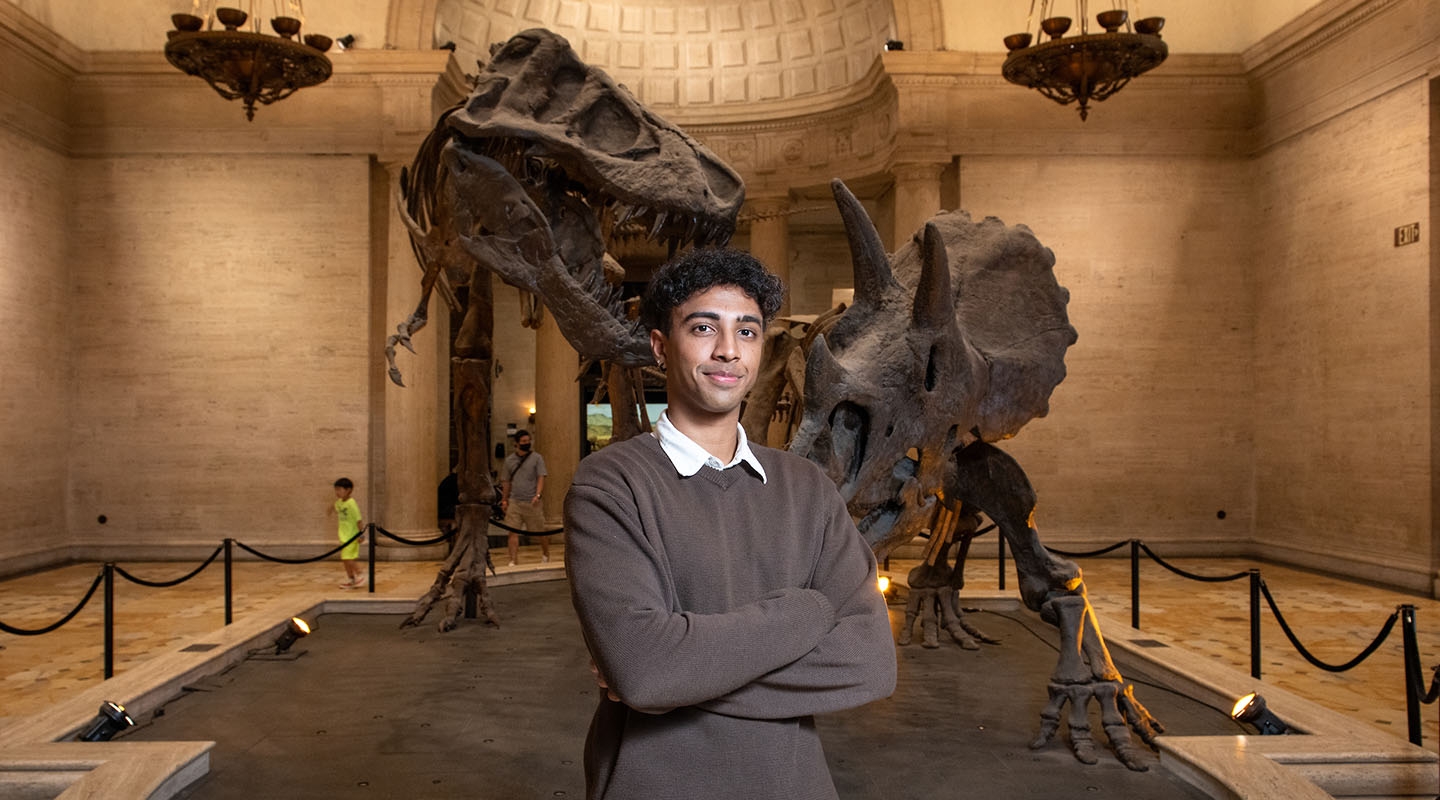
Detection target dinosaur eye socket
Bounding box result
[576,95,644,154]
[492,34,538,62]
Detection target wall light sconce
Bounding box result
[1231,692,1290,735]
[274,617,311,655]
[335,33,356,50]
[77,701,135,742]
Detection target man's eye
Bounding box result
[692,324,713,334]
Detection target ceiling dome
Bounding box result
[435,0,895,111]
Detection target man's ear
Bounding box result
[649,328,668,366]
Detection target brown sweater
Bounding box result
[564,434,897,800]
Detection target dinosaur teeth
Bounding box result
[649,211,667,239]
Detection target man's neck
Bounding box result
[665,408,739,462]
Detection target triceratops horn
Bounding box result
[913,221,954,329]
[831,179,897,307]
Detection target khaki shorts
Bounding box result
[505,501,548,534]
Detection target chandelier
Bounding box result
[165,2,333,121]
[1001,1,1167,121]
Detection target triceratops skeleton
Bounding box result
[392,27,1161,771]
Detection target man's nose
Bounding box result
[714,330,739,360]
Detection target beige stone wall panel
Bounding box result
[65,154,372,551]
[1251,78,1431,588]
[959,154,1257,551]
[0,126,71,565]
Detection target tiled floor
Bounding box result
[2,545,1437,754]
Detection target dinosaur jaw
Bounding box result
[440,136,723,365]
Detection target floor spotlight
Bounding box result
[274,617,311,655]
[77,701,135,742]
[1231,692,1290,735]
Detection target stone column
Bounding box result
[745,194,792,315]
[892,161,947,248]
[379,159,444,553]
[534,312,579,526]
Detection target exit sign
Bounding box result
[1395,222,1421,247]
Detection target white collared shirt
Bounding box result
[653,411,768,484]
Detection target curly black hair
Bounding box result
[639,247,785,334]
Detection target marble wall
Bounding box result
[958,155,1257,550]
[0,126,70,568]
[64,154,374,556]
[1251,78,1433,588]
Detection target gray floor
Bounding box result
[125,581,1239,799]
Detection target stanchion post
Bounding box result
[1402,604,1422,746]
[998,533,1007,592]
[223,538,233,626]
[367,523,376,594]
[1130,539,1140,630]
[103,562,115,679]
[1249,569,1262,680]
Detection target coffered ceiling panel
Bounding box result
[435,0,895,109]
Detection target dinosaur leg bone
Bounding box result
[948,440,1162,771]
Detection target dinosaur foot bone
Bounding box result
[1029,594,1164,771]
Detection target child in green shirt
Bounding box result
[329,477,365,588]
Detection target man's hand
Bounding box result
[590,659,620,702]
[530,494,542,507]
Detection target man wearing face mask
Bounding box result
[500,429,550,566]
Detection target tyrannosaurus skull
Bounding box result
[437,29,745,364]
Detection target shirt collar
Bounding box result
[653,411,767,484]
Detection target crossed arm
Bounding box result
[565,482,895,719]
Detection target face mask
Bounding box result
[518,442,531,452]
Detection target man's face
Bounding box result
[516,435,532,452]
[650,284,764,425]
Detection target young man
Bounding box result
[500,430,549,566]
[564,248,896,800]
